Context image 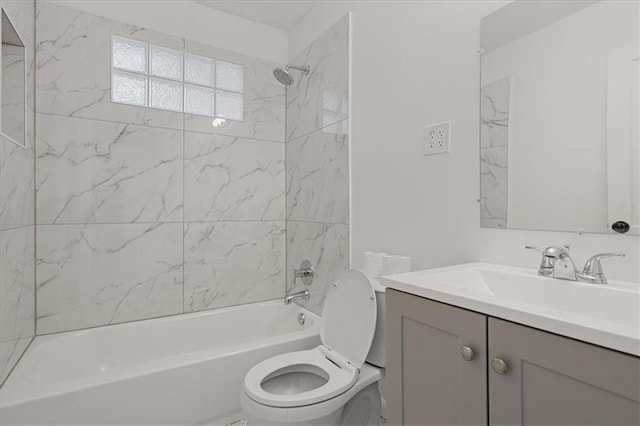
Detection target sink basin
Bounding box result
[382,263,640,356]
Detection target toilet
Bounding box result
[241,269,386,426]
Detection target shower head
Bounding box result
[273,67,294,86]
[272,64,310,86]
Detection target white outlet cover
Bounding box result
[424,121,451,155]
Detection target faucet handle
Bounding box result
[582,253,625,279]
[525,245,569,258]
[294,260,314,285]
[525,245,544,253]
[526,246,555,276]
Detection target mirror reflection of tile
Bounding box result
[480,77,510,229]
[1,8,27,148]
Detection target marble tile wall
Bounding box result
[34,2,286,334]
[480,77,510,229]
[0,0,36,385]
[285,16,350,314]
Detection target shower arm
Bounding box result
[286,64,310,75]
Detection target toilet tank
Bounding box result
[366,278,386,367]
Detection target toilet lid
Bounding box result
[321,269,377,368]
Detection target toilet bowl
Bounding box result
[241,269,385,425]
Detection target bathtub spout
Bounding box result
[284,289,310,305]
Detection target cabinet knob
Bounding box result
[492,358,508,375]
[460,345,474,361]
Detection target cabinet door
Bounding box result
[386,289,487,425]
[489,318,640,425]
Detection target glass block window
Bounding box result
[185,85,215,116]
[150,45,183,80]
[217,61,243,92]
[110,34,244,121]
[150,78,182,111]
[185,53,214,86]
[216,90,243,121]
[112,36,147,74]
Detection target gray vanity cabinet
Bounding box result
[386,289,640,426]
[489,317,640,425]
[386,289,488,425]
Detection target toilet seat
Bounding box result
[243,269,377,409]
[243,346,358,408]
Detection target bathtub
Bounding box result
[0,300,321,425]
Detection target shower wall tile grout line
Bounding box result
[285,117,350,143]
[34,111,286,144]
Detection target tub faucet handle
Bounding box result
[294,260,314,285]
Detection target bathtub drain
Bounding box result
[298,312,305,326]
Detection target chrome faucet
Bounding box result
[525,245,577,280]
[284,289,310,305]
[525,246,625,284]
[577,253,626,284]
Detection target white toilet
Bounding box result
[241,269,386,425]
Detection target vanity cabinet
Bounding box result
[385,289,487,425]
[386,289,640,426]
[489,317,640,425]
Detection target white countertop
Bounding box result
[381,262,640,356]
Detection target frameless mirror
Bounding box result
[480,0,639,235]
[1,7,26,148]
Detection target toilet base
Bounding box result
[241,364,383,426]
[242,383,381,426]
[244,407,341,426]
[241,368,383,426]
[241,391,343,426]
[340,384,381,426]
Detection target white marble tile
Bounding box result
[35,2,183,129]
[36,223,183,334]
[0,336,30,386]
[184,221,285,313]
[286,221,349,314]
[184,132,284,221]
[0,135,34,230]
[36,114,183,224]
[2,0,35,110]
[286,121,349,224]
[0,225,35,384]
[183,40,285,143]
[480,145,508,224]
[481,77,510,149]
[286,16,349,141]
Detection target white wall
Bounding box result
[44,0,288,64]
[289,0,640,283]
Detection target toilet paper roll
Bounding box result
[363,251,387,278]
[382,255,412,275]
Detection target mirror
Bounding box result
[1,7,26,148]
[480,0,639,235]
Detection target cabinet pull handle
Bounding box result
[492,358,508,375]
[460,345,474,361]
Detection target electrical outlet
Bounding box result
[424,121,451,155]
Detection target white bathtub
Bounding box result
[0,300,321,425]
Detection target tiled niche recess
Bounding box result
[111,35,244,121]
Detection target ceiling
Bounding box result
[194,1,319,31]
